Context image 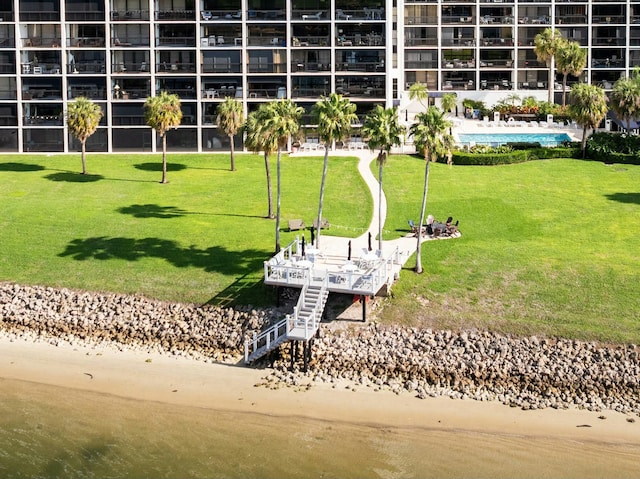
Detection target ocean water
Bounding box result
[1,378,639,479]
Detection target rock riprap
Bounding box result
[266,324,640,414]
[0,282,270,362]
[1,283,638,414]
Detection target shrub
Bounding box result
[585,132,640,165]
[506,142,541,150]
[452,150,531,165]
[530,146,581,159]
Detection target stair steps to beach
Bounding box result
[244,278,328,363]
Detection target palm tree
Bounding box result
[610,70,640,133]
[244,105,278,219]
[409,107,453,274]
[408,82,429,110]
[440,93,457,117]
[262,100,303,253]
[216,97,245,171]
[362,105,405,252]
[143,91,183,183]
[555,40,587,107]
[311,93,358,249]
[66,97,103,175]
[569,83,608,158]
[534,27,564,104]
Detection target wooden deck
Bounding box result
[263,238,403,297]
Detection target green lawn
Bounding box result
[1,152,639,343]
[378,156,640,343]
[0,153,370,306]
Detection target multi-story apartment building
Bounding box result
[0,0,636,153]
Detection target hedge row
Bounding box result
[451,146,580,165]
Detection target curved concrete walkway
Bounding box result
[293,149,422,270]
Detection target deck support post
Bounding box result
[303,340,309,372]
[290,341,297,371]
[362,296,367,322]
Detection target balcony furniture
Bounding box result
[217,35,225,45]
[336,9,351,21]
[201,11,212,21]
[302,11,323,20]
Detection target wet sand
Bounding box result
[1,335,639,478]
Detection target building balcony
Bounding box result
[18,11,60,21]
[404,38,439,47]
[292,36,330,47]
[111,61,153,74]
[68,62,106,74]
[555,15,587,24]
[23,115,63,126]
[68,37,105,48]
[155,62,196,73]
[112,115,146,126]
[441,16,475,24]
[443,59,476,68]
[404,61,438,69]
[336,61,385,72]
[22,89,63,100]
[65,10,105,21]
[201,62,243,73]
[0,11,14,21]
[113,37,151,47]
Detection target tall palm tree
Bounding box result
[569,83,608,158]
[362,105,405,252]
[311,93,357,249]
[216,97,245,171]
[610,70,640,133]
[66,97,103,175]
[409,107,453,274]
[440,93,457,117]
[143,91,183,183]
[555,40,587,107]
[244,106,278,219]
[262,100,303,253]
[408,82,429,110]
[534,27,563,104]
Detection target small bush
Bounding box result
[507,142,541,150]
[530,146,581,159]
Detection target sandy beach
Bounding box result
[2,334,639,478]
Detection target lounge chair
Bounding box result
[408,220,425,236]
[302,11,323,20]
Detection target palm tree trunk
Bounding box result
[264,153,274,218]
[415,156,430,274]
[81,140,87,175]
[275,148,282,253]
[377,152,384,253]
[548,58,555,104]
[229,134,236,171]
[315,146,330,249]
[562,74,568,107]
[161,135,168,183]
[582,126,588,159]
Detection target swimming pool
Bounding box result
[458,133,572,147]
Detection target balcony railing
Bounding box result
[0,11,14,21]
[292,62,331,72]
[155,62,196,73]
[158,87,197,99]
[0,62,14,73]
[248,62,287,73]
[68,62,106,74]
[111,10,151,21]
[404,38,439,46]
[0,38,15,47]
[404,61,438,69]
[23,37,62,47]
[113,37,151,47]
[441,38,475,46]
[591,58,625,68]
[112,88,150,99]
[68,37,105,47]
[592,37,625,46]
[405,16,438,24]
[555,15,587,24]
[517,59,546,68]
[479,79,512,90]
[24,115,63,126]
[22,89,63,100]
[292,87,329,98]
[247,87,286,99]
[156,36,196,47]
[18,11,60,21]
[336,61,385,72]
[112,62,154,73]
[66,11,105,21]
[592,15,625,24]
[443,59,476,68]
[441,16,474,24]
[69,87,105,99]
[112,115,146,126]
[201,62,243,73]
[156,10,195,20]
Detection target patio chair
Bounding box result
[336,9,352,20]
[313,218,330,230]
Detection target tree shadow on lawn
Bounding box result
[0,162,45,172]
[118,204,189,219]
[133,162,187,172]
[117,204,266,220]
[58,236,268,276]
[44,172,104,182]
[605,192,640,205]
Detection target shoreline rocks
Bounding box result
[1,282,638,415]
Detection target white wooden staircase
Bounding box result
[244,276,328,364]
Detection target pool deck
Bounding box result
[451,117,582,145]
